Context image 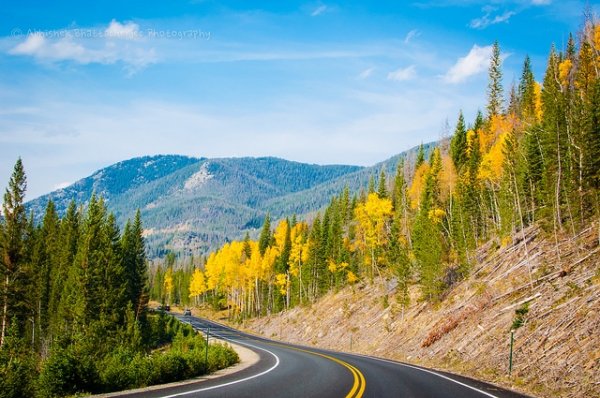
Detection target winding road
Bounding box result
[120,315,530,398]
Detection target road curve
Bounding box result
[119,315,531,398]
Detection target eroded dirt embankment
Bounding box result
[236,225,600,398]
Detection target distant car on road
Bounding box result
[164,304,170,312]
[183,308,191,316]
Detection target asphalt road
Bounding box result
[120,315,531,398]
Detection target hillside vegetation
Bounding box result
[159,23,600,316]
[0,161,238,397]
[241,223,599,398]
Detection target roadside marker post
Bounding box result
[509,329,514,376]
[205,326,210,370]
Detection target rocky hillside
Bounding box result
[236,223,600,398]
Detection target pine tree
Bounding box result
[518,56,536,121]
[258,214,272,256]
[52,201,79,336]
[450,111,468,171]
[415,143,425,169]
[122,210,148,319]
[540,45,568,229]
[34,200,59,347]
[368,174,376,194]
[487,41,504,119]
[0,159,28,347]
[377,169,388,198]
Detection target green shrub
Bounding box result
[37,346,97,398]
[0,355,37,398]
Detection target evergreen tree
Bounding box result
[121,210,148,319]
[412,149,445,300]
[540,45,568,228]
[258,214,272,256]
[450,111,468,171]
[368,174,376,194]
[34,200,59,347]
[487,41,504,119]
[377,169,388,198]
[0,159,28,347]
[415,143,425,169]
[518,55,536,121]
[52,201,79,336]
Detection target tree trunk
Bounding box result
[0,275,8,347]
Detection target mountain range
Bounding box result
[27,142,435,258]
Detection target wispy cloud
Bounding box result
[531,0,551,5]
[358,67,375,79]
[311,5,329,16]
[387,65,416,81]
[404,29,421,44]
[470,7,516,29]
[443,44,492,83]
[8,20,157,74]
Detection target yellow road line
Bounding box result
[267,342,365,398]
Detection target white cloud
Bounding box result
[443,44,492,83]
[404,29,421,44]
[105,19,141,40]
[531,0,551,5]
[470,9,516,29]
[357,67,374,79]
[311,5,328,16]
[8,21,156,74]
[387,65,416,81]
[11,32,45,54]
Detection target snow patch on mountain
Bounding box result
[184,162,213,190]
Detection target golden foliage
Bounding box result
[273,219,289,251]
[483,115,512,151]
[558,59,572,88]
[439,154,457,202]
[189,268,207,298]
[275,273,288,296]
[466,129,479,157]
[408,163,430,209]
[595,25,600,51]
[428,208,446,224]
[534,82,543,121]
[164,267,173,302]
[352,193,394,255]
[479,130,508,183]
[289,222,309,277]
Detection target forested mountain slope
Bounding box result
[27,155,370,257]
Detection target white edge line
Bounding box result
[158,326,281,398]
[350,353,499,398]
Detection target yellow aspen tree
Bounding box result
[479,131,509,184]
[352,193,393,279]
[289,222,309,303]
[408,162,430,209]
[273,220,288,251]
[163,267,173,305]
[188,268,207,305]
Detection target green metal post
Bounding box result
[205,326,210,370]
[509,330,514,376]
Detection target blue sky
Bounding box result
[0,0,595,199]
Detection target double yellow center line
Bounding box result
[268,342,366,398]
